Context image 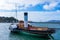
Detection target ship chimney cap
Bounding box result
[24,12,28,15]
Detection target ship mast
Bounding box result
[15,3,17,23]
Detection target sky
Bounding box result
[0,0,60,22]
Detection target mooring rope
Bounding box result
[48,34,54,40]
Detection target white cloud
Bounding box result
[0,0,60,10]
[0,0,42,10]
[6,0,41,9]
[0,0,60,22]
[0,4,15,10]
[56,10,60,12]
[8,0,60,10]
[0,11,60,22]
[43,2,58,10]
[0,0,15,10]
[0,0,6,6]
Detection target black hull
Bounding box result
[9,28,55,39]
[10,28,55,34]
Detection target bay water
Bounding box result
[0,23,60,40]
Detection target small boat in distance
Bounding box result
[9,12,55,38]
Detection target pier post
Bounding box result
[24,12,28,28]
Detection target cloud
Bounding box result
[0,0,6,6]
[0,0,42,10]
[7,0,60,8]
[6,0,42,10]
[0,0,15,10]
[43,2,58,10]
[0,4,15,10]
[0,11,60,22]
[56,10,60,12]
[0,0,60,11]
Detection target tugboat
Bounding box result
[9,12,55,38]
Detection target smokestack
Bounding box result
[24,12,28,28]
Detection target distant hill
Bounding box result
[47,20,60,23]
[0,17,18,23]
[28,20,60,23]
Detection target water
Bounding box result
[0,23,60,40]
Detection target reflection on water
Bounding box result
[9,32,51,40]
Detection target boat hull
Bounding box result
[9,24,55,39]
[9,28,54,39]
